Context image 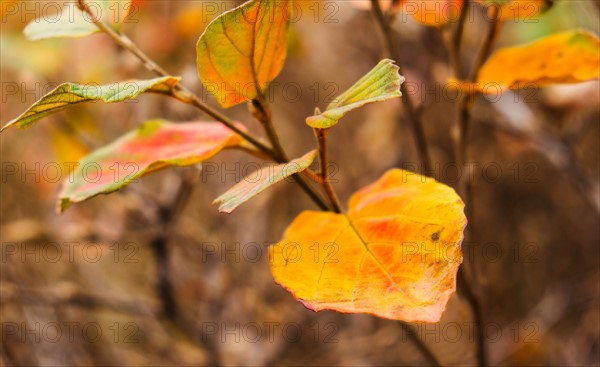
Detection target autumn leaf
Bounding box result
[214,150,317,213]
[270,169,467,322]
[306,59,404,129]
[196,0,290,107]
[57,120,245,212]
[24,0,133,40]
[478,30,600,89]
[1,77,180,131]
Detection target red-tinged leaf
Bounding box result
[270,169,467,322]
[196,0,290,107]
[57,120,246,212]
[214,150,317,213]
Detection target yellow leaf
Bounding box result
[270,169,467,322]
[478,30,600,89]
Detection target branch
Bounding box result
[449,0,471,79]
[76,0,272,156]
[450,5,502,367]
[251,97,288,162]
[76,0,330,211]
[315,127,342,213]
[399,322,442,367]
[251,97,331,211]
[370,0,432,174]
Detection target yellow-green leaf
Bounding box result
[1,77,180,131]
[478,30,600,89]
[58,119,246,212]
[196,0,290,107]
[214,150,316,213]
[270,169,467,322]
[306,59,404,129]
[24,0,133,40]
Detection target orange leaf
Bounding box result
[270,169,467,322]
[478,30,600,89]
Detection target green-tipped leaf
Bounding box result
[2,77,180,131]
[306,59,404,128]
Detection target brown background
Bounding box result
[1,1,599,366]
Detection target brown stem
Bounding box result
[251,96,330,211]
[457,5,501,199]
[251,97,289,162]
[399,322,442,367]
[451,5,502,367]
[450,0,471,79]
[370,0,433,174]
[458,269,487,367]
[315,128,342,213]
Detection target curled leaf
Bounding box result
[270,169,467,322]
[214,150,317,213]
[306,59,404,129]
[1,77,180,131]
[58,120,245,212]
[196,0,291,107]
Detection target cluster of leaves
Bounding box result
[4,0,598,322]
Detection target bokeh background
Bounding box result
[1,1,599,366]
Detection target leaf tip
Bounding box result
[212,196,233,214]
[0,122,13,133]
[56,198,72,214]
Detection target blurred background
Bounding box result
[1,1,599,366]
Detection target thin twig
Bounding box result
[456,5,501,200]
[251,97,289,162]
[151,170,197,318]
[399,322,442,367]
[315,127,342,213]
[451,5,502,367]
[450,0,471,79]
[457,270,487,367]
[251,96,330,210]
[370,0,433,174]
